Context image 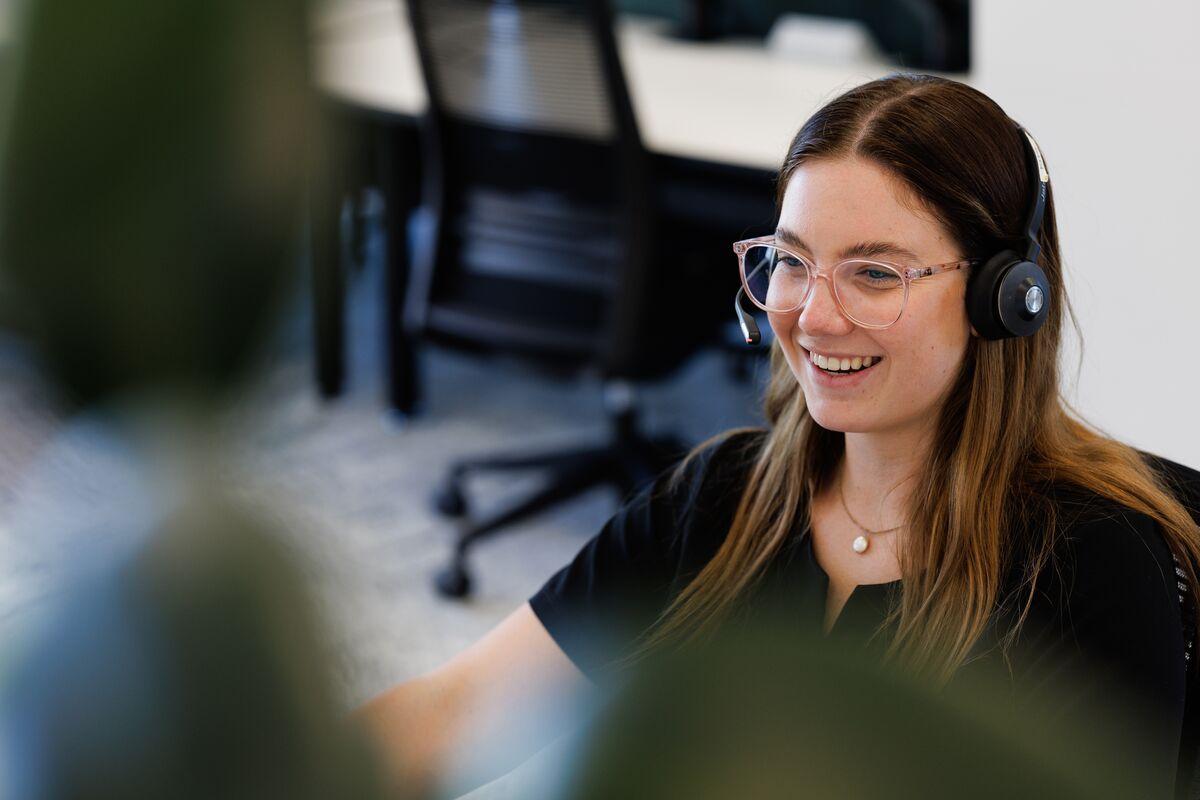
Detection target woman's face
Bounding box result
[770,157,973,436]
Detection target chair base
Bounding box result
[430,409,686,599]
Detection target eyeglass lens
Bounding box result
[741,245,905,327]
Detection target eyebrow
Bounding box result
[775,226,921,262]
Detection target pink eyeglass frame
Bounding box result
[732,234,980,329]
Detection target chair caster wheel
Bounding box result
[432,481,468,517]
[434,564,472,599]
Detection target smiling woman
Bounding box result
[772,156,973,437]
[356,73,1200,800]
[600,73,1200,796]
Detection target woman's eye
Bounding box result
[777,256,805,269]
[857,268,902,286]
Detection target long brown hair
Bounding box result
[625,73,1200,686]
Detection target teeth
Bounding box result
[807,350,879,371]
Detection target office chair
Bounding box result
[404,0,728,598]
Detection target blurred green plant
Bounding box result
[0,0,316,408]
[558,612,1161,800]
[0,1,393,798]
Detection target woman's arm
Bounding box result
[352,602,593,798]
[353,431,762,796]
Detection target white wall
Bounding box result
[973,0,1200,467]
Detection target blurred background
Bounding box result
[0,0,1197,797]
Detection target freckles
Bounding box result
[767,311,797,336]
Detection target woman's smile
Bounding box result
[799,344,886,389]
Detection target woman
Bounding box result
[356,74,1200,798]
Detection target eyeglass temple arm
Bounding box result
[735,286,761,346]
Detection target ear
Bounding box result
[969,323,981,339]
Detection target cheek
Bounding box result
[767,311,795,339]
[884,296,970,386]
[768,311,797,351]
[903,345,963,385]
[768,312,805,370]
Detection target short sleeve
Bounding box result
[1008,509,1188,799]
[528,429,764,685]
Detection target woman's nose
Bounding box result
[797,274,855,335]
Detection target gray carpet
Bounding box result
[0,228,768,796]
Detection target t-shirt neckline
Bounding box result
[802,531,903,591]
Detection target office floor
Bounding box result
[0,223,767,797]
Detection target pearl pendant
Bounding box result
[852,535,869,554]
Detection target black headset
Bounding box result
[735,123,1052,345]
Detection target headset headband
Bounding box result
[734,121,1054,346]
[1017,125,1049,263]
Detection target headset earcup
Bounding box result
[966,250,1051,340]
[966,250,1020,340]
[995,259,1050,338]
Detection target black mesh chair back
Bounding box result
[418,0,620,140]
[406,0,660,377]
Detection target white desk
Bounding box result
[313,0,897,170]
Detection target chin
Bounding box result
[808,402,921,438]
[804,402,877,434]
[813,420,873,434]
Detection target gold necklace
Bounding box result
[838,476,903,554]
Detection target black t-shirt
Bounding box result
[529,428,1200,799]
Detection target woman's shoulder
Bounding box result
[527,428,768,680]
[1138,450,1200,519]
[1014,448,1187,534]
[1037,450,1200,569]
[651,427,767,512]
[1051,503,1177,594]
[1021,455,1200,645]
[1044,450,1200,520]
[993,482,1192,800]
[624,427,767,577]
[999,476,1192,705]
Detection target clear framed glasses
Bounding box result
[733,235,979,329]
